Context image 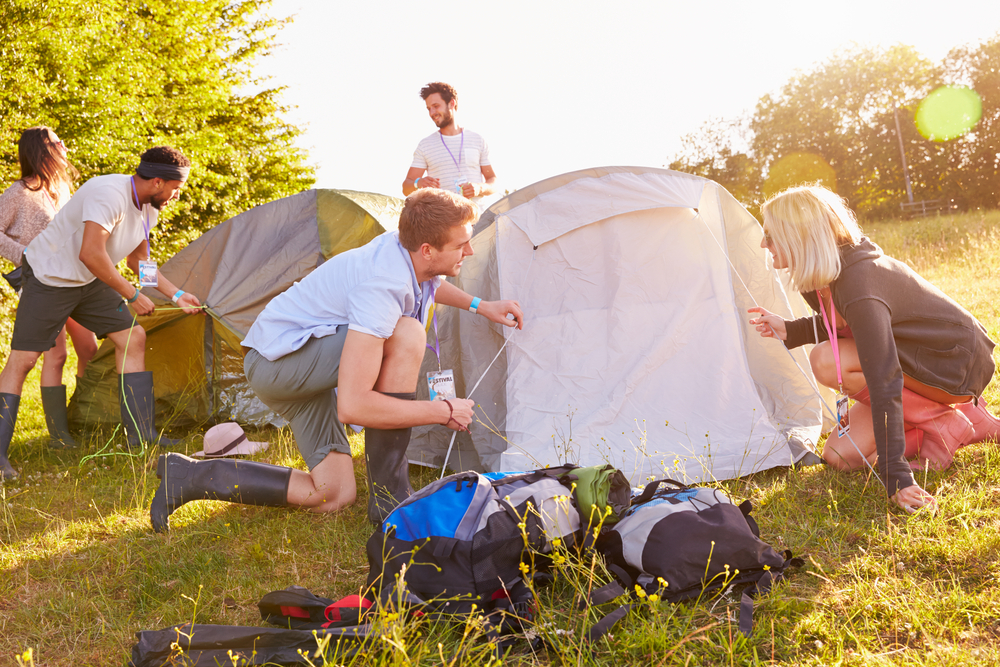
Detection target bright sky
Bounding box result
[256,0,1000,206]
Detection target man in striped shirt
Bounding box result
[403,82,498,206]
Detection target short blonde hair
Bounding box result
[761,185,863,292]
[398,188,477,251]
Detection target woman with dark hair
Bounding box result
[0,126,98,450]
[748,185,1000,513]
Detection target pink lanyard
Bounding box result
[41,188,57,213]
[816,290,843,391]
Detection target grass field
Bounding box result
[2,210,1000,666]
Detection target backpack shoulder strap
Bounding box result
[586,603,634,642]
[489,465,579,489]
[588,580,626,605]
[737,551,805,636]
[739,499,762,537]
[632,478,689,505]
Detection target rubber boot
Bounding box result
[900,387,974,470]
[40,385,78,449]
[903,428,924,459]
[851,387,952,469]
[957,397,1000,444]
[0,393,20,481]
[119,371,181,449]
[849,387,871,406]
[364,391,416,526]
[150,452,292,532]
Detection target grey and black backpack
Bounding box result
[589,479,802,638]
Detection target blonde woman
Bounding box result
[0,127,98,460]
[748,185,999,512]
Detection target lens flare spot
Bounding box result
[763,153,837,199]
[916,86,982,141]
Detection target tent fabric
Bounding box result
[408,167,825,485]
[68,189,404,429]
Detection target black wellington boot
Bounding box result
[0,393,21,481]
[41,385,78,449]
[150,452,292,532]
[365,391,416,526]
[119,371,181,449]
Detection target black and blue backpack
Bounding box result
[589,479,802,638]
[364,466,587,642]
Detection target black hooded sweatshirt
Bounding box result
[784,238,995,496]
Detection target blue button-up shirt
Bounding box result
[243,231,440,361]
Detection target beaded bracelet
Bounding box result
[443,399,469,432]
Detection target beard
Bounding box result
[435,108,454,129]
[149,192,171,210]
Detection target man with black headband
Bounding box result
[0,146,202,479]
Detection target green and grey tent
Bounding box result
[68,189,403,430]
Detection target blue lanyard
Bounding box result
[423,286,441,371]
[130,177,151,250]
[439,131,464,169]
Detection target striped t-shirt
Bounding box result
[410,130,491,202]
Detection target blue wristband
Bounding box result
[469,296,482,314]
[414,177,421,188]
[172,290,185,304]
[126,287,140,304]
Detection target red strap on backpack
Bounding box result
[279,606,311,619]
[324,595,373,623]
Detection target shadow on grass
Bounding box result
[1,437,375,664]
[4,425,1000,665]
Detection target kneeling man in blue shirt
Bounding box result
[149,188,523,531]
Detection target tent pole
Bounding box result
[440,248,536,477]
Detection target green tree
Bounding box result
[670,45,968,219]
[0,0,314,261]
[669,114,763,211]
[940,34,1000,209]
[748,44,942,218]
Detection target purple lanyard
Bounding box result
[439,131,464,169]
[424,286,442,370]
[816,290,843,391]
[130,177,151,250]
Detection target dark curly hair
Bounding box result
[419,82,457,106]
[139,146,190,167]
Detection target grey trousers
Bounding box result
[244,327,352,470]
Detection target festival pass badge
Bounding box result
[138,260,158,287]
[427,369,457,402]
[836,392,850,437]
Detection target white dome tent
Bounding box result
[408,166,826,485]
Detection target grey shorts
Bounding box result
[244,327,352,470]
[11,255,136,352]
